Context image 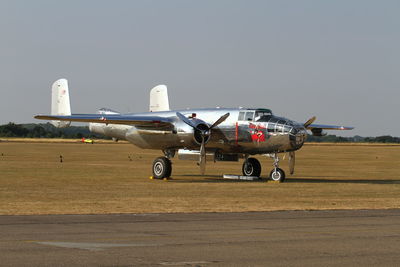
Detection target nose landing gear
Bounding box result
[241,154,286,182]
[269,153,286,182]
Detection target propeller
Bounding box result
[304,116,316,128]
[176,112,197,128]
[287,116,313,175]
[176,112,230,174]
[199,136,206,175]
[288,151,295,175]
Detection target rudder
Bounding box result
[149,85,170,112]
[51,79,71,128]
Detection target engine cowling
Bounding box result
[175,119,211,148]
[311,128,327,136]
[88,108,129,140]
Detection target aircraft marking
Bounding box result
[235,122,239,145]
[249,123,267,142]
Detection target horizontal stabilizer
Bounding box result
[97,108,120,115]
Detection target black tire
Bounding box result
[152,157,172,179]
[269,168,286,182]
[242,158,262,177]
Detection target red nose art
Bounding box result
[249,123,267,142]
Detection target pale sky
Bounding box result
[0,0,399,137]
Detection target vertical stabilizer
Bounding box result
[149,85,170,112]
[51,79,71,128]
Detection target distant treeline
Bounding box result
[0,122,107,139]
[0,122,399,143]
[306,134,400,143]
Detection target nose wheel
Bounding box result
[270,168,285,182]
[269,153,286,182]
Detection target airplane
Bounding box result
[35,79,353,182]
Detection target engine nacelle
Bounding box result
[88,108,129,140]
[311,128,327,136]
[175,118,210,148]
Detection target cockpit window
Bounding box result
[255,114,272,122]
[238,112,245,121]
[283,125,292,133]
[267,122,276,132]
[239,109,273,122]
[276,124,284,133]
[245,112,254,121]
[255,109,273,122]
[255,110,272,117]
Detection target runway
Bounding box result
[1,210,399,266]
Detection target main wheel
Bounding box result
[152,157,172,179]
[269,168,286,182]
[242,158,262,177]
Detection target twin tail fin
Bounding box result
[51,79,71,128]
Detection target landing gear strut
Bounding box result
[152,157,172,179]
[242,157,262,177]
[269,153,285,182]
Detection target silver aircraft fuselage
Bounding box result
[89,108,307,155]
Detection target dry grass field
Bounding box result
[0,139,399,215]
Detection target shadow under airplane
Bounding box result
[167,175,400,185]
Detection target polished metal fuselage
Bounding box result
[89,108,307,155]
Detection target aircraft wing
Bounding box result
[306,124,354,130]
[34,114,175,129]
[305,123,353,136]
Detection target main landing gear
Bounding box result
[152,157,172,179]
[242,157,262,177]
[151,150,175,179]
[241,154,286,182]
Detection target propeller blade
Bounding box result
[176,112,196,128]
[210,113,230,129]
[304,116,316,127]
[289,151,295,175]
[199,136,206,175]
